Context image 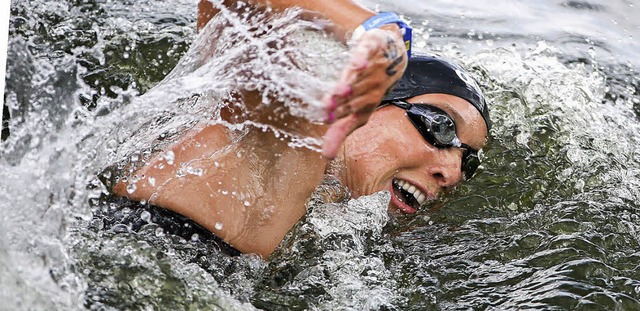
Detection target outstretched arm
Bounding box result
[113,1,409,258]
[198,0,372,39]
[198,0,408,159]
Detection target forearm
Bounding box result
[198,0,377,41]
[256,0,375,40]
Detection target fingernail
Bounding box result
[356,60,368,70]
[327,111,335,123]
[342,85,352,97]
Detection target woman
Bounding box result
[110,0,490,258]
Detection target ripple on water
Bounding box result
[4,0,640,309]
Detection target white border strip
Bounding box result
[1,0,9,129]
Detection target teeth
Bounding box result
[394,179,428,206]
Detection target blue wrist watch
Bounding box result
[352,12,413,58]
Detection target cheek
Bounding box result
[346,123,405,167]
[344,131,389,177]
[344,123,428,183]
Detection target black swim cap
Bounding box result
[383,54,491,131]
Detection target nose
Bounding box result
[429,148,464,188]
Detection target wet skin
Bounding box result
[113,1,478,259]
[336,93,488,214]
[114,93,487,257]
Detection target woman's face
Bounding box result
[340,93,488,213]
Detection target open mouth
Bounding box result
[391,178,431,213]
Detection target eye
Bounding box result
[430,115,456,145]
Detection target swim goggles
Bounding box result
[386,100,482,180]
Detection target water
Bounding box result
[2,0,640,310]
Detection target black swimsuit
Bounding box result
[92,194,242,257]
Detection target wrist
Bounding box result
[350,12,413,58]
[378,23,402,39]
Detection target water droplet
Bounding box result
[141,211,151,222]
[191,233,200,242]
[185,166,203,176]
[105,139,117,152]
[112,224,129,233]
[148,176,156,186]
[155,227,165,236]
[215,222,224,230]
[164,151,175,165]
[126,183,137,194]
[130,174,140,183]
[243,201,251,207]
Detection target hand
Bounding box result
[322,26,408,159]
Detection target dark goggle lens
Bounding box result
[429,114,457,146]
[406,104,460,148]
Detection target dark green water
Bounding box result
[2,0,639,310]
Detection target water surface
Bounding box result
[2,0,640,310]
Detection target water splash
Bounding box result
[257,191,400,310]
[3,0,347,309]
[3,0,640,309]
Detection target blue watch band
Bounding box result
[353,12,413,58]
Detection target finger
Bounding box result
[333,72,391,110]
[324,70,359,119]
[322,113,371,159]
[331,53,405,117]
[333,87,384,120]
[335,46,373,89]
[323,94,337,121]
[329,60,394,121]
[348,69,386,98]
[332,42,402,104]
[332,36,382,92]
[324,30,400,121]
[328,60,386,117]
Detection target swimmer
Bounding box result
[109,0,490,259]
